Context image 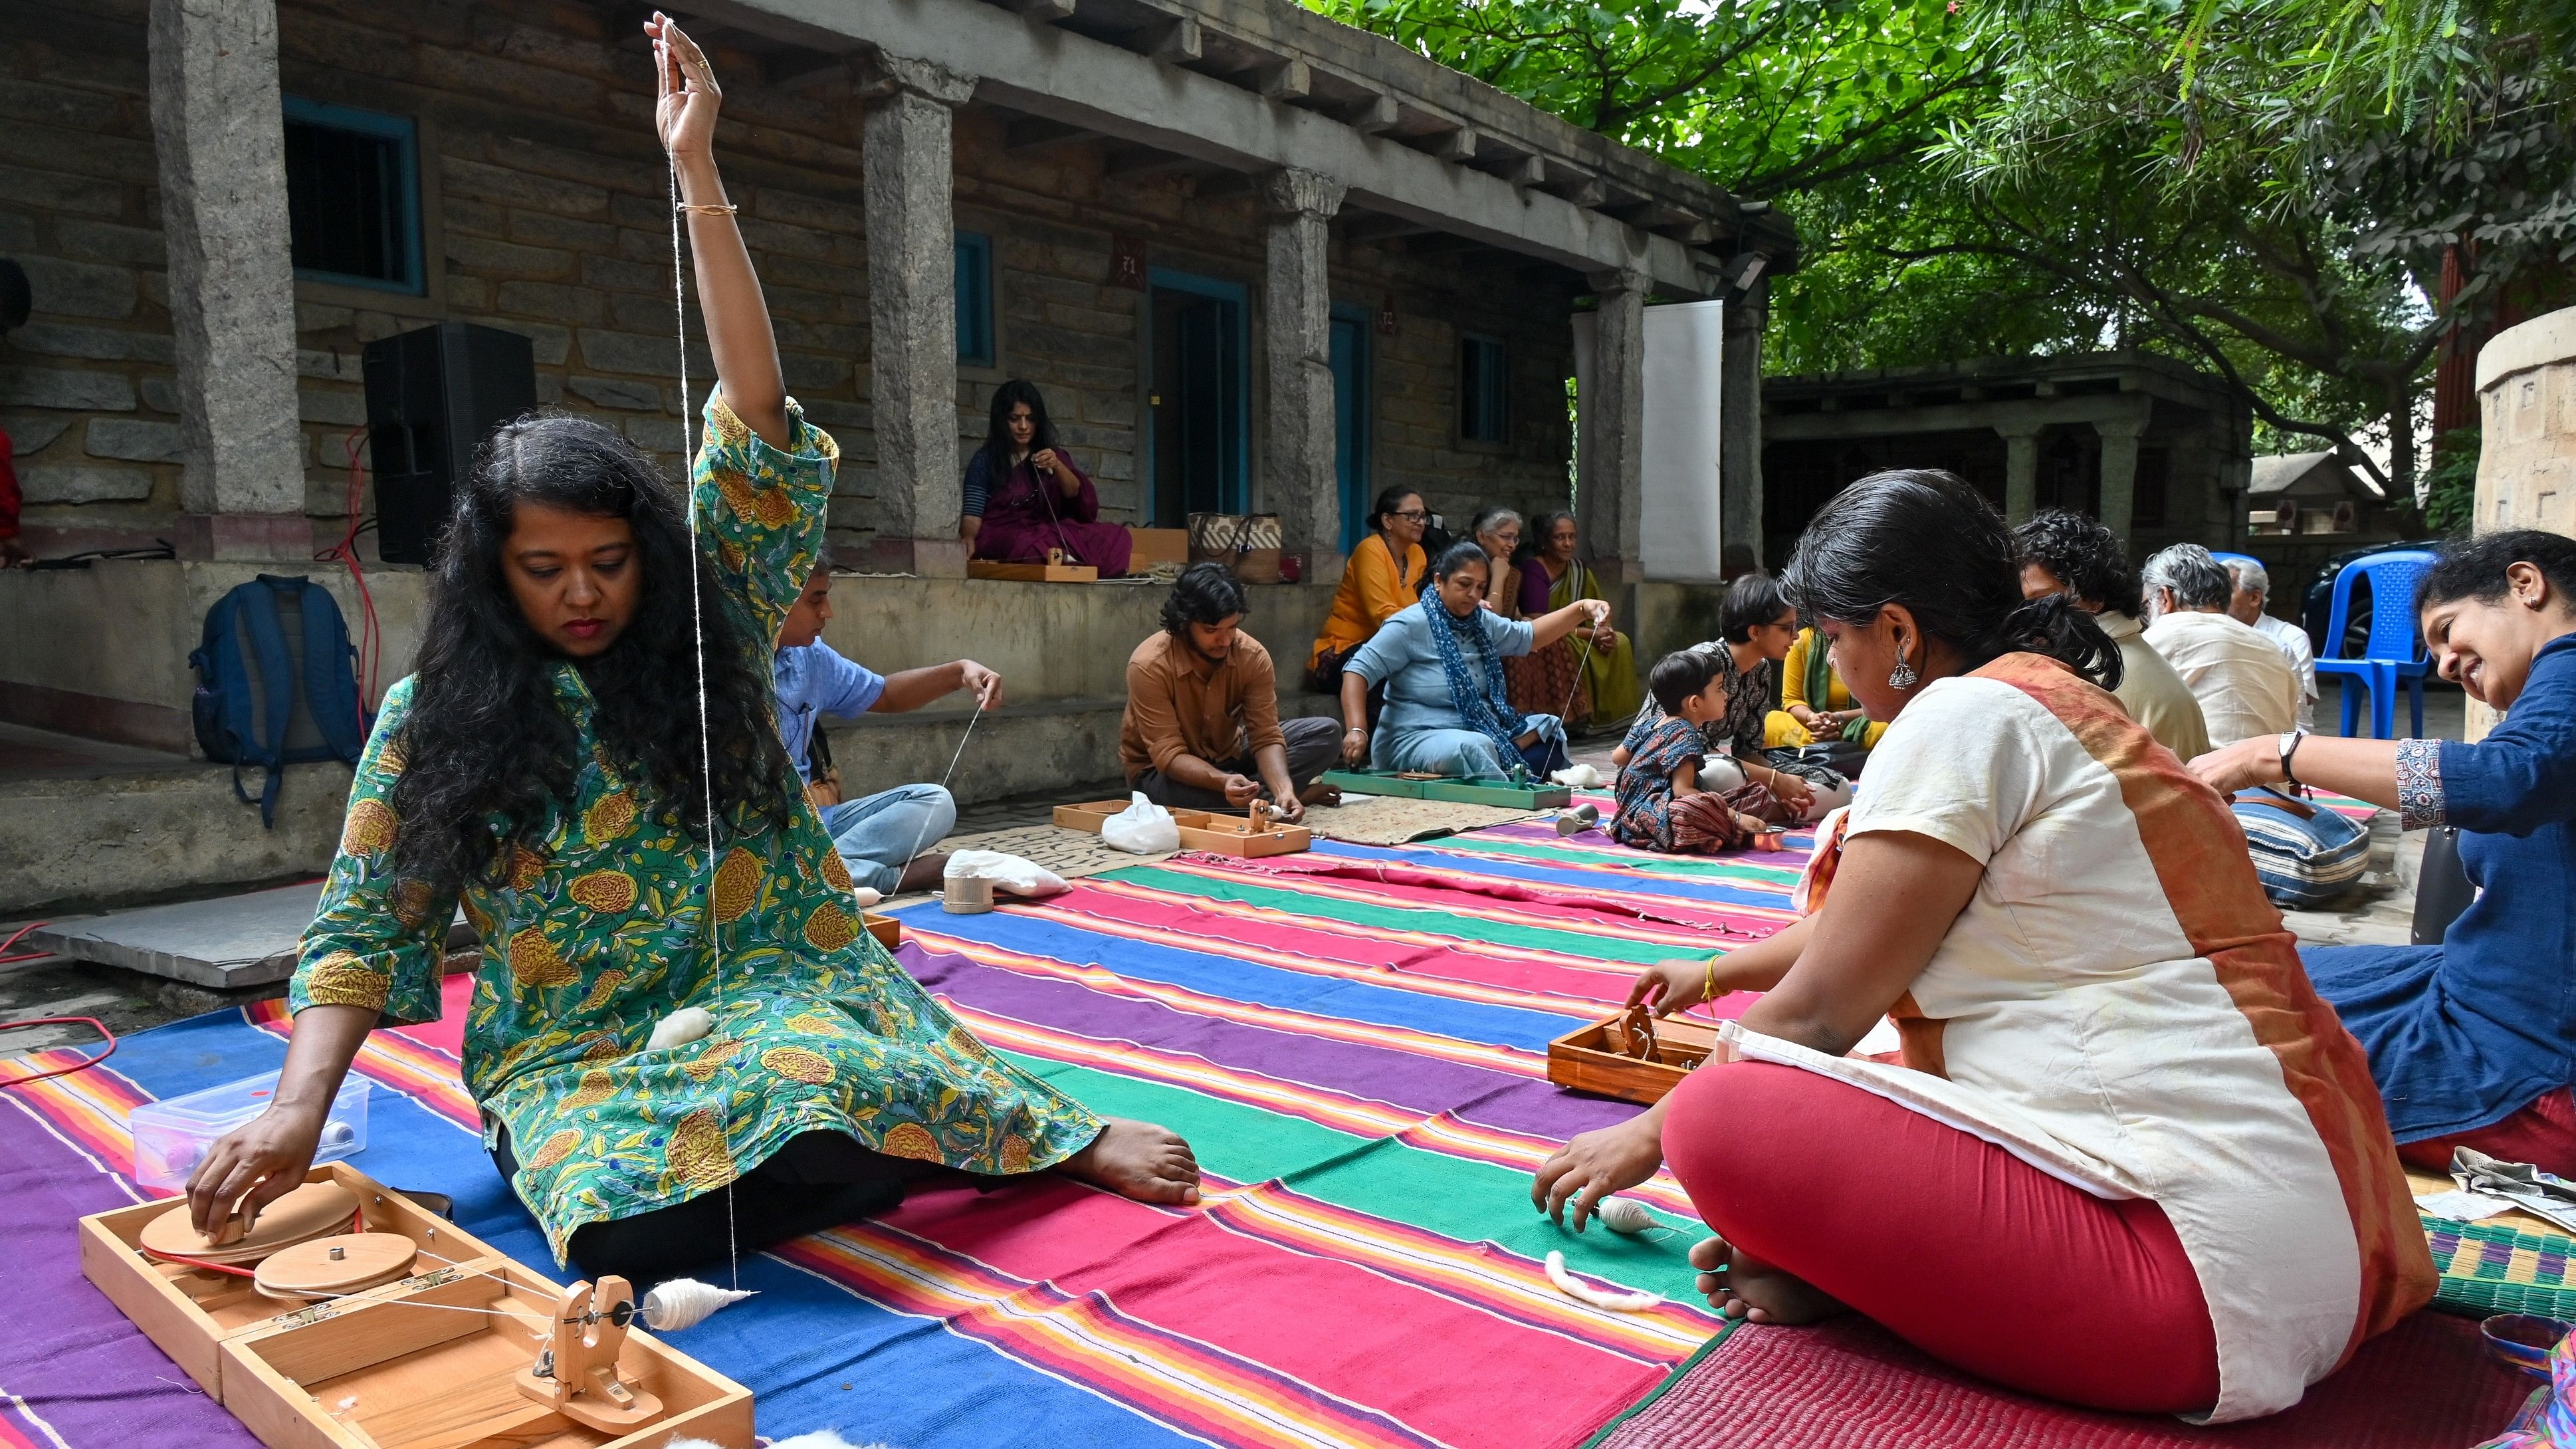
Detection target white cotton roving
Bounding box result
[647,1007,714,1052]
[1545,1251,1662,1312]
[1595,1196,1658,1235]
[640,1278,756,1331]
[1551,764,1604,788]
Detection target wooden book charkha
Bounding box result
[82,1162,752,1449]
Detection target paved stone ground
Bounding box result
[0,675,2456,1069]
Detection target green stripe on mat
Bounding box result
[2424,1212,2576,1319]
[1427,834,1803,884]
[1578,1323,1743,1449]
[1002,1053,1709,1297]
[1106,864,1723,964]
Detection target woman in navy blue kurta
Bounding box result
[2191,530,2576,1175]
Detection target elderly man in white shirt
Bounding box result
[2142,544,2302,747]
[2223,556,2318,730]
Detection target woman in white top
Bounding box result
[1534,470,2430,1422]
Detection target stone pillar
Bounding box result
[2095,415,2149,544]
[1579,269,1648,586]
[1717,278,1765,570]
[1259,167,1346,585]
[856,52,976,578]
[148,0,306,560]
[1998,421,2043,522]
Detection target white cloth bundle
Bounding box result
[944,849,1071,897]
[1100,792,1181,854]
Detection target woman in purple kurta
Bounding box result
[967,380,1131,577]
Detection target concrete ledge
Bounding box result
[0,759,354,916]
[2476,306,2576,391]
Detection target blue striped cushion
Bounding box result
[2232,797,2371,909]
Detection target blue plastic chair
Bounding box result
[2315,550,2438,738]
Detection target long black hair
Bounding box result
[980,379,1057,473]
[389,414,796,893]
[1781,469,2122,691]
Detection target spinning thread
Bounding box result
[641,1277,757,1331]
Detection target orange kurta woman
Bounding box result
[1307,487,1429,693]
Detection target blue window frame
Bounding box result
[1331,302,1373,551]
[1144,268,1250,522]
[1460,332,1509,443]
[955,231,996,368]
[281,96,422,295]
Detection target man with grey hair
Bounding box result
[2143,544,2301,746]
[2224,556,2317,730]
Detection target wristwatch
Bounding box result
[2276,730,2307,787]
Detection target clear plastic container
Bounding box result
[128,1071,370,1191]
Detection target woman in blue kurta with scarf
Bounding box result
[1337,541,1606,778]
[2195,530,2576,1176]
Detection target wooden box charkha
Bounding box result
[1318,768,1574,809]
[1545,1007,1722,1105]
[80,1163,753,1449]
[1051,799,1311,857]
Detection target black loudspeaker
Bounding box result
[363,322,538,565]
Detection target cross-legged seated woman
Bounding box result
[1534,470,2430,1422]
[181,21,1196,1285]
[1337,541,1606,779]
[2193,530,2576,1178]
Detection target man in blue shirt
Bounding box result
[776,560,1002,895]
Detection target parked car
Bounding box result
[2301,540,2443,659]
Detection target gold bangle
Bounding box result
[1702,954,1719,1010]
[676,201,738,215]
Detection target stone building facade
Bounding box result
[1,0,1792,580]
[1759,352,2252,566]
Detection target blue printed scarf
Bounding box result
[1420,582,1531,765]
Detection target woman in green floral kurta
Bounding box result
[183,19,1200,1276]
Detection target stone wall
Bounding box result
[1,0,1578,562]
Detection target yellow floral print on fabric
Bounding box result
[286,394,1100,1266]
[527,1128,584,1172]
[568,871,636,913]
[818,851,854,893]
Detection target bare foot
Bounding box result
[1689,1233,1845,1324]
[1065,1117,1201,1205]
[895,851,949,893]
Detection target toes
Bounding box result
[1688,1235,1729,1269]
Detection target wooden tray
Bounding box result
[1049,800,1212,834]
[78,1164,515,1400]
[221,1258,753,1449]
[863,911,901,949]
[969,560,1099,582]
[1174,815,1311,858]
[1547,1008,1721,1105]
[1320,769,1571,808]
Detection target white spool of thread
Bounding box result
[1594,1196,1658,1235]
[641,1277,756,1331]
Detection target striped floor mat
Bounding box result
[1,824,1812,1449]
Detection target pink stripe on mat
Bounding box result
[1592,1310,2523,1449]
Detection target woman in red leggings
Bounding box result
[1534,470,2432,1423]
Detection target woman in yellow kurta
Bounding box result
[180,19,1198,1282]
[1767,626,1889,749]
[1307,486,1430,691]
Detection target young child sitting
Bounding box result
[1612,651,1790,853]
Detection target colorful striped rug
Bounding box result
[0,806,2472,1449]
[0,825,1816,1449]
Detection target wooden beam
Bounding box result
[1344,215,1436,243]
[767,52,854,92]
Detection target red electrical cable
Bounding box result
[0,920,47,956]
[318,427,381,719]
[0,1015,116,1089]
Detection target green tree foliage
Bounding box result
[1307,0,2574,498]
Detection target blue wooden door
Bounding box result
[1330,311,1369,550]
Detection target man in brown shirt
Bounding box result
[1122,564,1342,820]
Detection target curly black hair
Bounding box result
[1162,561,1247,637]
[1786,471,2122,691]
[388,413,796,893]
[2421,529,2576,612]
[2011,509,2145,618]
